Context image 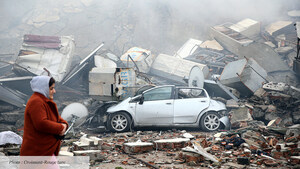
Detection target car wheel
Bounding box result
[200,112,220,132]
[108,112,131,132]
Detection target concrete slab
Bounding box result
[150,54,209,84]
[89,67,115,84]
[175,38,203,58]
[210,24,289,73]
[123,142,153,154]
[154,138,190,150]
[229,18,260,38]
[200,39,224,51]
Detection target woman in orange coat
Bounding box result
[20,76,68,156]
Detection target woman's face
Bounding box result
[49,83,56,100]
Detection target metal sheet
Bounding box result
[61,43,104,86]
[0,85,26,107]
[14,35,75,82]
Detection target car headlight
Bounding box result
[219,110,228,117]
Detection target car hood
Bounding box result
[209,99,226,111]
[107,97,132,113]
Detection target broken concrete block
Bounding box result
[89,82,113,96]
[154,138,190,150]
[226,99,239,108]
[89,67,115,84]
[265,21,294,37]
[211,22,289,74]
[73,135,102,151]
[263,82,289,92]
[94,55,117,68]
[229,106,253,124]
[150,54,209,84]
[224,162,245,168]
[59,146,73,156]
[175,38,203,58]
[182,133,194,139]
[242,130,266,149]
[73,150,105,161]
[254,88,267,98]
[219,58,268,97]
[123,141,153,154]
[229,18,261,38]
[199,39,224,51]
[120,47,154,73]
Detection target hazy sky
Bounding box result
[0,0,299,56]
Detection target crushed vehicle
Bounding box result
[105,85,230,132]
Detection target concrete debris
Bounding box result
[0,125,299,168]
[229,18,261,39]
[120,47,154,73]
[229,106,253,127]
[182,132,194,139]
[265,21,294,37]
[14,34,75,82]
[174,38,203,58]
[219,57,268,97]
[150,53,209,84]
[263,82,289,92]
[154,138,190,150]
[123,141,153,154]
[200,39,224,51]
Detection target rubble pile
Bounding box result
[52,127,300,168]
[227,81,300,129]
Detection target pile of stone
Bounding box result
[227,81,300,129]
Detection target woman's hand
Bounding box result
[59,123,67,136]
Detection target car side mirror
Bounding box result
[139,96,144,104]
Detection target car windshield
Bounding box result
[143,86,172,101]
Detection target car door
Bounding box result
[173,88,210,123]
[135,86,174,125]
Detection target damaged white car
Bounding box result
[107,85,230,132]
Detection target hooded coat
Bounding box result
[20,76,68,156]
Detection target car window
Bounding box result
[130,95,141,103]
[177,88,206,99]
[143,86,172,101]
